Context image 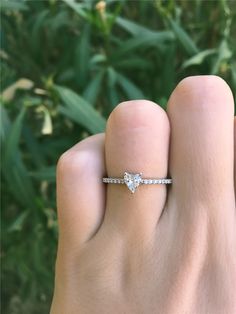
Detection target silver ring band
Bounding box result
[103,178,172,184]
[103,171,172,193]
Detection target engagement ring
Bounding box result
[103,172,172,193]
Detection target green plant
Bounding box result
[1,0,235,312]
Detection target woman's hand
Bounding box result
[51,76,236,314]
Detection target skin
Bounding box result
[50,76,236,314]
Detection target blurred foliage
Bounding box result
[1,0,236,312]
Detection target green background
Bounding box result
[1,0,236,313]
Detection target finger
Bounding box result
[103,100,170,239]
[56,133,106,249]
[167,75,235,220]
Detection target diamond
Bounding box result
[124,172,142,193]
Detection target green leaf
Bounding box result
[107,67,117,87]
[169,19,199,56]
[75,24,91,89]
[211,40,232,74]
[0,104,11,142]
[3,107,26,163]
[107,86,120,109]
[2,107,36,207]
[50,10,71,32]
[23,126,46,168]
[0,0,29,11]
[90,54,107,66]
[116,73,145,99]
[8,210,29,232]
[114,57,151,70]
[116,16,155,36]
[159,97,168,109]
[62,0,88,19]
[182,49,217,69]
[4,162,36,208]
[31,9,49,56]
[160,42,176,99]
[106,68,119,108]
[55,85,106,133]
[30,166,56,182]
[83,70,105,106]
[231,62,236,91]
[112,31,174,57]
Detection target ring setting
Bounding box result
[103,172,172,193]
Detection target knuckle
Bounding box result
[57,148,86,176]
[57,134,104,179]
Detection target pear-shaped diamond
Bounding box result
[124,172,142,193]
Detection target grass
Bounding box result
[1,0,236,312]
